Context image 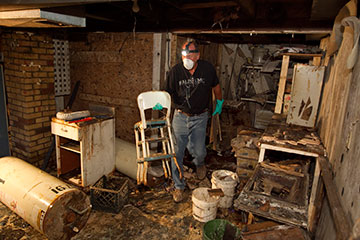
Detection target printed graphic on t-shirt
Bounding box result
[179,77,205,88]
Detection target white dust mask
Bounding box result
[183,58,194,70]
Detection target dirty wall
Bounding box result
[315,0,359,239]
[69,32,153,141]
[0,30,56,165]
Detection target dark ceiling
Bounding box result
[0,0,351,44]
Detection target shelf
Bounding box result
[60,142,80,154]
[243,65,281,71]
[280,53,322,59]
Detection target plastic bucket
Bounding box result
[211,170,238,208]
[203,219,241,240]
[192,187,220,222]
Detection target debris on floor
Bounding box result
[231,127,263,178]
[234,160,311,228]
[1,149,311,240]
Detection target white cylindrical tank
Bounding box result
[115,138,139,180]
[0,156,91,240]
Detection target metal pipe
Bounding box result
[0,156,91,240]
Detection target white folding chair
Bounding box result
[134,91,181,185]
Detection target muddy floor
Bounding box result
[0,151,243,240]
[0,151,310,240]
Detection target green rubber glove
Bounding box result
[153,103,163,110]
[212,99,224,116]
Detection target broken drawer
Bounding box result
[51,121,82,141]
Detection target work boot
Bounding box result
[196,165,207,180]
[172,189,184,203]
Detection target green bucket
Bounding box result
[203,219,242,240]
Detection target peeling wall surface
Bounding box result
[316,1,359,239]
[69,32,153,141]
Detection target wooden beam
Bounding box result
[162,0,202,21]
[318,156,351,240]
[173,28,332,34]
[275,55,290,114]
[181,1,238,9]
[281,53,323,58]
[237,0,256,17]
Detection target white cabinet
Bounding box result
[51,117,115,187]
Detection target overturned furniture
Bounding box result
[134,91,181,185]
[0,156,91,240]
[234,114,325,232]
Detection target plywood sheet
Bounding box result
[287,64,325,127]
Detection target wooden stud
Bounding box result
[313,56,321,66]
[307,158,324,234]
[275,55,290,114]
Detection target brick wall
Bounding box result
[1,30,55,165]
[69,32,153,142]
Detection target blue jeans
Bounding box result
[171,110,208,190]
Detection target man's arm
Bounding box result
[212,84,222,100]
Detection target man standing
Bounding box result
[165,41,223,202]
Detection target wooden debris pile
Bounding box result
[231,128,263,178]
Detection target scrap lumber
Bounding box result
[318,156,351,240]
[208,188,224,197]
[307,159,324,234]
[242,225,310,240]
[234,163,310,228]
[231,128,263,178]
[259,114,325,156]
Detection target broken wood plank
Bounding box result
[247,212,254,225]
[312,56,321,66]
[245,221,279,233]
[275,55,290,114]
[307,158,324,234]
[261,162,304,177]
[242,225,309,240]
[208,188,224,197]
[318,156,351,240]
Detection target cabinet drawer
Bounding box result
[51,122,80,141]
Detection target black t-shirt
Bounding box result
[165,60,219,114]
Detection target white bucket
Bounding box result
[192,187,219,222]
[211,170,238,208]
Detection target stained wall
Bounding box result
[69,32,153,141]
[315,0,359,238]
[0,30,55,165]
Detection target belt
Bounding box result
[177,109,207,117]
